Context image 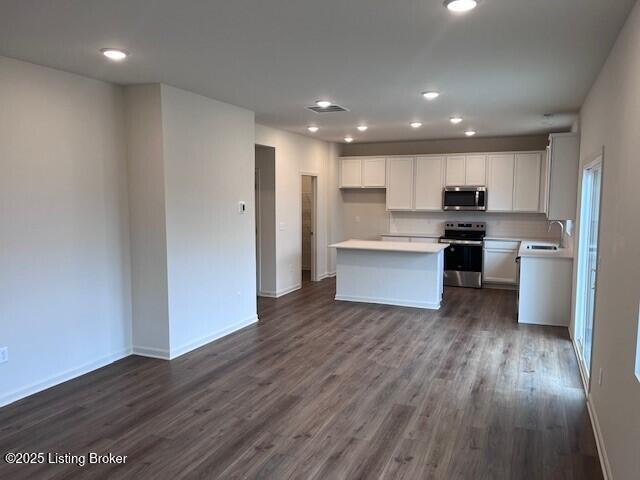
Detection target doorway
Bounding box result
[255,145,276,296]
[574,155,603,381]
[301,174,317,283]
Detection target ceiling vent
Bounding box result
[306,104,350,113]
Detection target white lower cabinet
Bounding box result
[483,240,520,284]
[518,257,572,326]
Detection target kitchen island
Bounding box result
[330,240,447,309]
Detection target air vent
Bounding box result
[305,104,350,113]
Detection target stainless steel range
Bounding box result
[439,222,486,288]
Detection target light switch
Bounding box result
[238,201,246,214]
[279,222,286,231]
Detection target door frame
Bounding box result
[255,167,262,293]
[574,149,605,389]
[300,171,319,282]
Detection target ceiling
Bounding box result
[0,0,635,143]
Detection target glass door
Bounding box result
[575,158,603,379]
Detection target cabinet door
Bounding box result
[483,249,519,284]
[465,155,486,185]
[414,156,444,210]
[445,156,466,186]
[386,157,414,210]
[487,154,515,211]
[514,153,541,212]
[547,134,580,220]
[340,158,362,188]
[362,157,386,187]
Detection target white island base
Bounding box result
[330,240,446,310]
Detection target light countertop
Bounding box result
[519,240,574,259]
[330,240,447,254]
[484,235,550,242]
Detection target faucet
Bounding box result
[548,220,565,248]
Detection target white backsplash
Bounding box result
[389,211,560,240]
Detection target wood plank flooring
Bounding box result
[0,278,602,479]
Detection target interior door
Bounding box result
[575,158,603,379]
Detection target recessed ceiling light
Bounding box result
[357,125,368,132]
[307,126,319,133]
[410,122,423,129]
[450,116,463,124]
[316,100,332,109]
[444,0,478,13]
[344,136,354,143]
[422,91,440,100]
[465,129,477,136]
[100,48,128,61]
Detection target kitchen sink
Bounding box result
[526,244,559,251]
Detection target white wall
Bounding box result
[389,211,557,240]
[573,3,640,478]
[255,146,277,295]
[161,85,257,357]
[0,56,132,406]
[125,85,170,357]
[255,124,331,294]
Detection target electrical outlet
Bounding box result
[598,368,604,386]
[0,347,8,364]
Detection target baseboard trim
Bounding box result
[586,396,613,480]
[0,347,131,408]
[0,314,261,409]
[570,339,612,480]
[482,282,518,291]
[131,345,171,360]
[259,284,301,298]
[317,271,336,280]
[169,315,259,359]
[258,290,278,298]
[335,294,440,310]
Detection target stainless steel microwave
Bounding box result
[442,186,487,211]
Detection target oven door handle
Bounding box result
[439,239,484,246]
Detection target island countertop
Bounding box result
[330,239,447,254]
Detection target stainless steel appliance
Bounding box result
[439,222,486,288]
[442,186,487,211]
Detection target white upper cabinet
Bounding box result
[445,155,486,186]
[362,157,386,187]
[414,156,444,211]
[339,158,362,188]
[546,133,580,220]
[465,155,487,185]
[513,153,542,212]
[445,156,466,186]
[487,154,515,211]
[339,157,386,188]
[386,157,414,210]
[342,151,545,214]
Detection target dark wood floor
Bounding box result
[0,278,602,479]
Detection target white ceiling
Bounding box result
[0,0,635,143]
